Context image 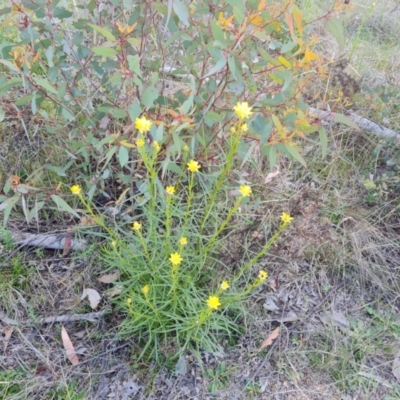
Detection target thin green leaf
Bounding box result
[173,0,189,27]
[92,46,118,57]
[32,77,58,95]
[87,23,116,41]
[118,146,129,167]
[203,57,226,78]
[318,127,328,159]
[334,113,360,130]
[328,18,345,51]
[0,105,4,122]
[0,59,20,72]
[282,144,307,167]
[51,194,80,218]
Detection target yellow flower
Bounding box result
[183,144,189,152]
[166,186,175,195]
[153,141,161,152]
[258,270,268,281]
[142,285,149,294]
[70,185,81,195]
[239,123,248,132]
[111,240,117,247]
[136,137,145,147]
[233,102,253,120]
[230,126,236,133]
[207,295,221,310]
[280,212,294,225]
[187,159,201,173]
[169,252,183,266]
[220,281,229,291]
[135,116,152,133]
[132,221,141,231]
[127,298,132,305]
[239,185,252,197]
[179,237,187,246]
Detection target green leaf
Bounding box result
[0,7,11,16]
[0,59,20,72]
[204,57,226,78]
[173,0,189,26]
[282,144,307,167]
[51,194,80,218]
[328,18,345,51]
[109,108,127,119]
[87,23,117,41]
[127,55,142,78]
[32,77,58,95]
[0,78,23,94]
[233,6,245,24]
[318,127,327,159]
[128,99,142,122]
[211,20,228,47]
[53,7,73,19]
[334,113,359,130]
[142,85,159,109]
[118,146,129,167]
[1,195,20,226]
[281,41,298,53]
[262,145,277,169]
[92,46,118,57]
[0,105,4,122]
[225,0,246,13]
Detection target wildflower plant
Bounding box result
[83,110,295,362]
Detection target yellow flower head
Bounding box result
[258,270,268,281]
[280,212,294,225]
[179,237,187,246]
[132,221,141,231]
[142,285,149,294]
[230,126,236,133]
[169,252,183,266]
[187,159,201,173]
[136,137,145,147]
[135,116,152,133]
[166,186,175,195]
[183,144,189,152]
[207,295,221,310]
[220,281,229,291]
[111,240,117,247]
[239,123,248,132]
[233,102,253,120]
[239,185,252,197]
[70,185,81,195]
[127,298,132,305]
[153,141,161,152]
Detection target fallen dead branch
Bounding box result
[9,230,88,250]
[308,107,400,141]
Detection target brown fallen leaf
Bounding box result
[264,169,280,184]
[258,326,281,352]
[105,286,123,298]
[81,288,101,309]
[98,270,120,284]
[3,327,13,351]
[61,326,79,366]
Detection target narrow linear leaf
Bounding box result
[51,194,80,218]
[61,326,79,366]
[32,77,58,95]
[92,46,118,57]
[88,23,116,41]
[318,127,328,158]
[283,144,307,167]
[328,18,345,51]
[334,113,360,130]
[203,57,226,78]
[0,59,20,72]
